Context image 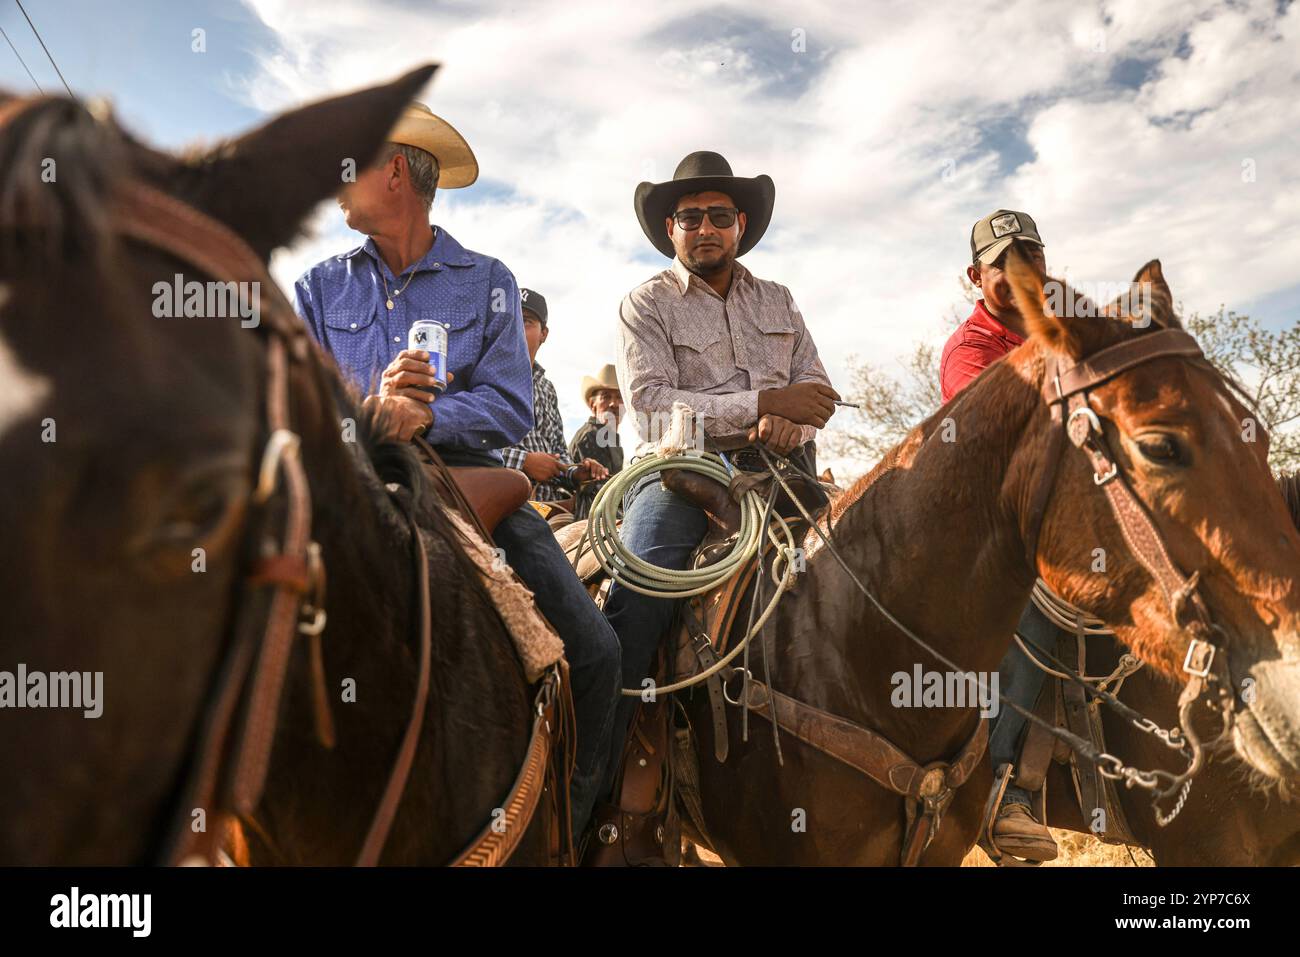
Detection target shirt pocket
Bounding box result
[321,302,384,390]
[670,322,732,390]
[746,310,797,382]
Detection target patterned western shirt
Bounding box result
[292,226,533,461]
[501,362,576,500]
[617,256,831,456]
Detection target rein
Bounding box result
[103,177,436,866]
[751,328,1239,829]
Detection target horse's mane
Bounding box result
[321,372,427,502]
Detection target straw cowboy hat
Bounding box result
[634,151,775,258]
[581,364,620,404]
[387,101,478,189]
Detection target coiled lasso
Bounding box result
[576,450,800,696]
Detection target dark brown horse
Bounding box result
[685,251,1300,864]
[0,68,547,864]
[1040,471,1300,865]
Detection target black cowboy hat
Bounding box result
[634,151,775,259]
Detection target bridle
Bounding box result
[111,182,574,867]
[2,92,570,866]
[740,323,1243,861]
[103,178,431,866]
[1022,326,1237,795]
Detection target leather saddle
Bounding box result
[564,466,825,866]
[413,438,531,539]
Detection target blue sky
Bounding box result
[3,0,1297,470]
[0,1,271,145]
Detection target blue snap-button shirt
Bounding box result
[293,226,533,459]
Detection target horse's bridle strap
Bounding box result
[247,555,311,594]
[1031,329,1226,691]
[1043,328,1204,404]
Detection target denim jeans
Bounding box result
[989,601,1059,808]
[599,472,709,795]
[493,502,621,833]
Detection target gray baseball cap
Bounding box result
[970,209,1044,265]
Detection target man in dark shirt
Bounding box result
[568,364,624,520]
[502,290,608,504]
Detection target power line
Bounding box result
[0,23,42,92]
[14,0,72,98]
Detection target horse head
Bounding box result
[0,66,439,863]
[1003,244,1300,785]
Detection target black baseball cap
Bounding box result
[520,288,548,325]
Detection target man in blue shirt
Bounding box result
[293,103,619,837]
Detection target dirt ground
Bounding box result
[688,828,1152,866]
[960,828,1152,867]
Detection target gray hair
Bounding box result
[382,143,439,211]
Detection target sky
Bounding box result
[2,0,1297,475]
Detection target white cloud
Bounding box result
[237,0,1300,477]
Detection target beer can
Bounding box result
[407,319,448,393]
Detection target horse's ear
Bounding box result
[1131,259,1181,329]
[1004,242,1084,358]
[186,64,438,260]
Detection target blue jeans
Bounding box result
[493,503,621,833]
[989,602,1058,808]
[599,473,709,795]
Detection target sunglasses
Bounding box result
[671,206,740,230]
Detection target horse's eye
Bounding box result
[128,465,249,576]
[155,490,233,544]
[1137,434,1182,465]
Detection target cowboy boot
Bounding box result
[992,800,1058,862]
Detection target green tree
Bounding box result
[1183,308,1300,472]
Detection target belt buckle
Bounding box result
[1182,637,1216,679]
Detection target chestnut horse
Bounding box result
[1039,471,1300,865]
[685,249,1300,864]
[0,68,549,864]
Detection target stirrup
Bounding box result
[976,763,1044,868]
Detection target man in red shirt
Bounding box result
[942,210,1059,862]
[940,209,1046,403]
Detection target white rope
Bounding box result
[1018,579,1143,691]
[576,450,798,697]
[1030,578,1115,636]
